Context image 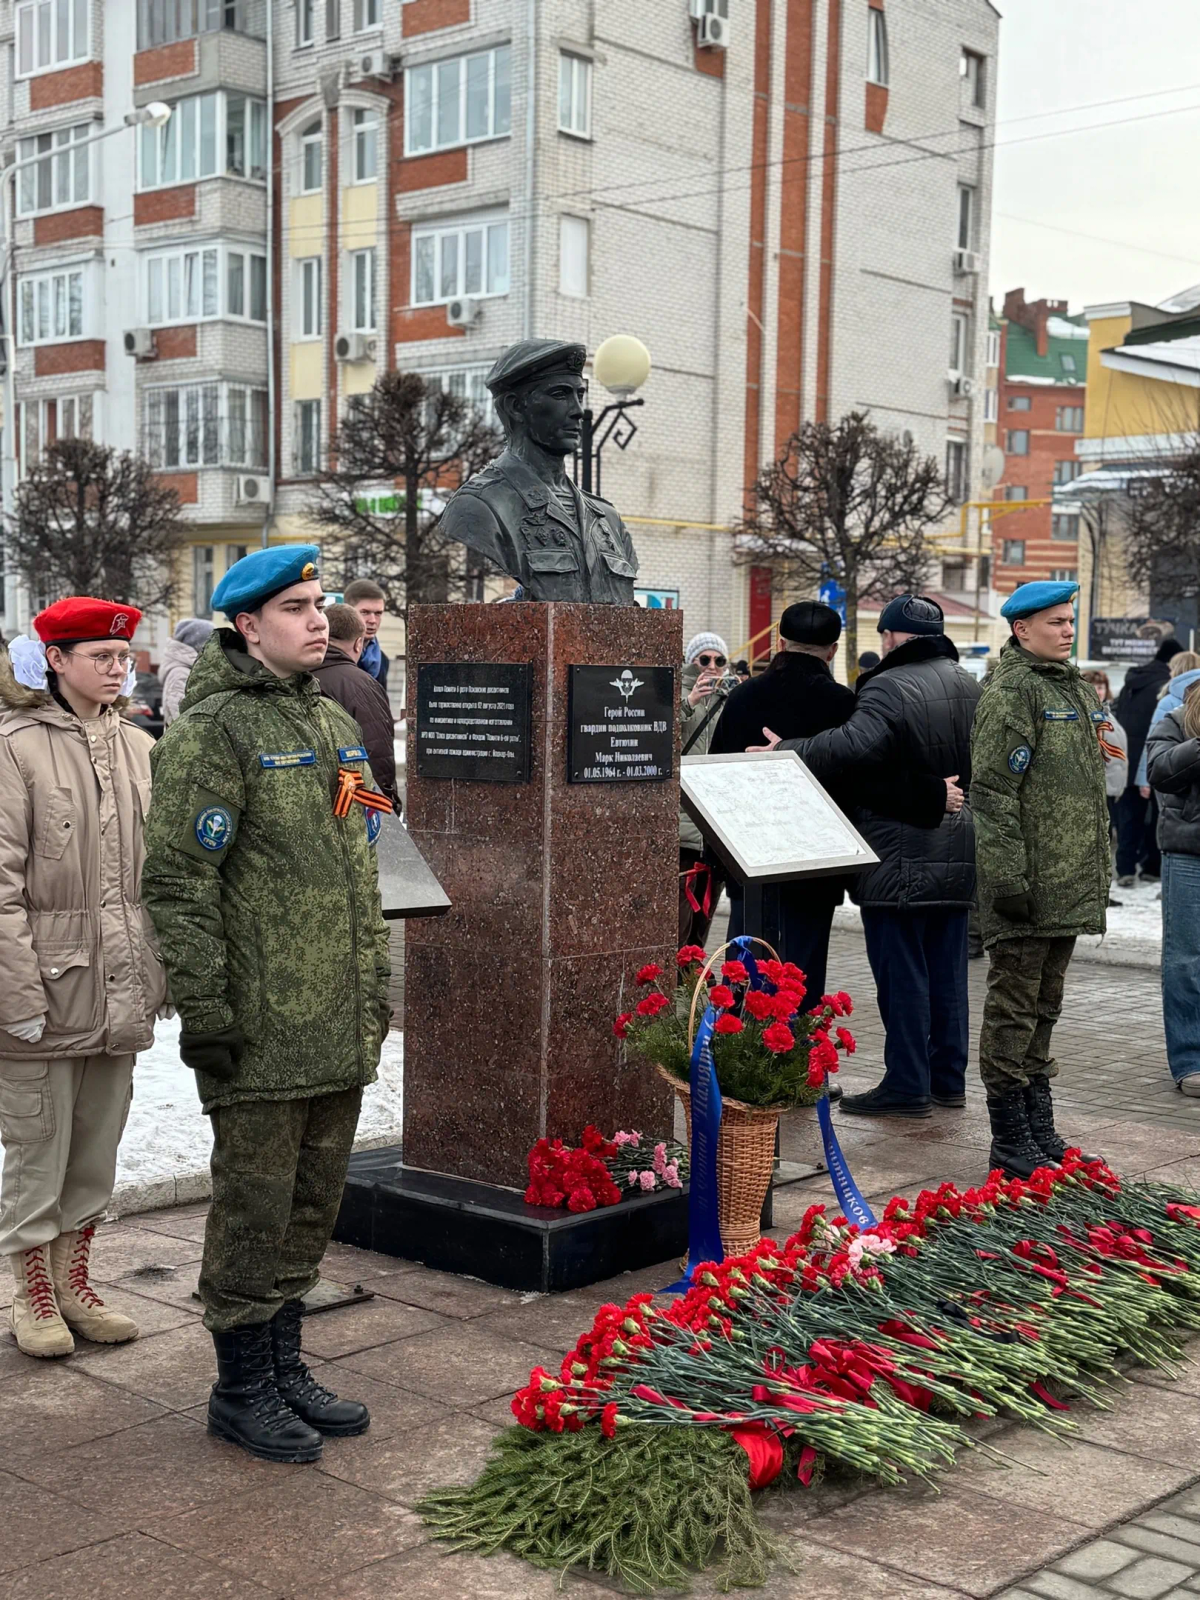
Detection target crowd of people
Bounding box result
[680,581,1194,1178]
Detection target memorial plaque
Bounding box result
[567,664,675,783]
[415,662,532,783]
[681,750,879,882]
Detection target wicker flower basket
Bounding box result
[655,1063,780,1258]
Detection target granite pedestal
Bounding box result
[334,603,682,1289]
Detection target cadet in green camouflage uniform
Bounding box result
[142,545,391,1465]
[971,581,1111,1178]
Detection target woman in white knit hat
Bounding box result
[678,632,732,947]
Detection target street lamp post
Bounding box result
[1,102,172,627]
[578,334,651,499]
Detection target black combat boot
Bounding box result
[985,1089,1047,1179]
[208,1322,323,1463]
[1024,1076,1100,1166]
[271,1299,370,1437]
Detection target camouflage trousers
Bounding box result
[978,936,1076,1095]
[199,1086,362,1333]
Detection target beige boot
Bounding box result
[49,1227,139,1345]
[8,1245,75,1358]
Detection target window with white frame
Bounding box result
[559,215,589,298]
[984,387,998,422]
[300,119,322,192]
[418,364,497,425]
[298,257,321,338]
[194,546,215,614]
[949,312,968,375]
[1002,540,1025,565]
[558,53,591,137]
[1053,459,1082,486]
[350,248,376,332]
[1008,394,1031,411]
[296,0,315,46]
[1049,567,1077,583]
[412,212,509,305]
[1007,429,1029,456]
[16,0,89,78]
[956,185,974,251]
[1052,513,1080,542]
[986,329,1000,367]
[1056,404,1084,431]
[405,45,512,156]
[15,392,94,476]
[866,8,888,86]
[944,439,967,503]
[325,0,339,39]
[961,49,985,108]
[139,91,266,189]
[354,0,380,27]
[295,398,321,474]
[144,243,267,326]
[16,124,90,217]
[1004,485,1027,501]
[17,265,88,345]
[145,381,268,468]
[352,108,379,181]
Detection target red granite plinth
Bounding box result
[403,603,681,1188]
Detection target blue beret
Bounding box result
[485,338,586,395]
[1000,581,1078,622]
[211,545,321,617]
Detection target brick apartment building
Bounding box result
[993,287,1088,601]
[1,0,1000,677]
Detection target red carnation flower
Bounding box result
[762,1021,795,1054]
[677,944,707,966]
[636,963,663,985]
[714,1013,744,1035]
[836,1027,857,1054]
[601,1402,620,1439]
[744,989,774,1021]
[613,1012,633,1039]
[567,1186,598,1213]
[708,984,735,1009]
[721,959,750,984]
[636,991,669,1018]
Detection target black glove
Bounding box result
[993,891,1035,923]
[179,1027,244,1082]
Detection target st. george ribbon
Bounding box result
[663,935,874,1293]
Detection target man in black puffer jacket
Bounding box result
[761,596,981,1118]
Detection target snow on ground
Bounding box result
[113,1016,404,1213]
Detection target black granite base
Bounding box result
[334,1146,774,1294]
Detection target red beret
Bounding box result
[33,597,143,646]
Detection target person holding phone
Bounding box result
[679,633,732,946]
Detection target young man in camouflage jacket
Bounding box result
[971,581,1112,1177]
[142,546,392,1465]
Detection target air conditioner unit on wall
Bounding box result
[954,375,977,398]
[236,474,265,505]
[124,328,155,358]
[954,248,982,275]
[446,297,480,327]
[335,332,376,362]
[353,48,392,80]
[698,12,731,47]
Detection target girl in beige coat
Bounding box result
[0,598,168,1358]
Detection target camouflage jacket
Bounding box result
[141,631,390,1112]
[970,641,1109,946]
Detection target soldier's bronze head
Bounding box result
[486,339,588,457]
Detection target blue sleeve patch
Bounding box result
[1043,708,1079,721]
[196,805,234,851]
[259,749,316,769]
[365,808,382,846]
[1090,709,1105,723]
[1008,745,1032,775]
[338,746,368,763]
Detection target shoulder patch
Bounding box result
[1008,745,1032,775]
[365,807,382,846]
[1043,708,1079,721]
[259,749,316,769]
[1090,709,1105,723]
[195,805,233,852]
[338,746,368,763]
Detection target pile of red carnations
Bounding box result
[423,1154,1200,1593]
[524,1126,690,1212]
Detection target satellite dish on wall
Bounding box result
[980,444,1006,489]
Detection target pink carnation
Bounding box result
[663,1162,681,1188]
[639,1171,657,1192]
[627,1170,639,1187]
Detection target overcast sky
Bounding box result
[989,0,1200,315]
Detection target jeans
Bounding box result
[1161,853,1200,1083]
[1115,783,1160,877]
[860,908,969,1102]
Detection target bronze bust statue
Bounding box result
[439,338,640,605]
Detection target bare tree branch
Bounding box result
[6,438,189,612]
[733,412,953,667]
[1123,424,1200,610]
[311,370,502,617]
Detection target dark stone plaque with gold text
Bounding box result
[567,665,675,783]
[415,662,533,783]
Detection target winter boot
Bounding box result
[8,1245,74,1358]
[985,1089,1047,1180]
[271,1299,370,1437]
[49,1228,139,1345]
[1024,1076,1099,1166]
[208,1321,324,1464]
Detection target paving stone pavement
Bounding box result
[4,928,1200,1600]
